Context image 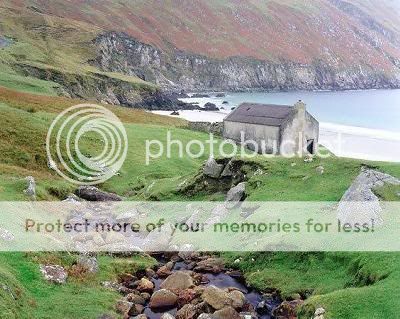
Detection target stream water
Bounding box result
[143,259,281,319]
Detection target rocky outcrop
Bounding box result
[39,264,68,284]
[75,186,122,201]
[93,32,400,92]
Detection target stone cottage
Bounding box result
[223,101,319,155]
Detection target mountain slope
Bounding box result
[1,0,400,91]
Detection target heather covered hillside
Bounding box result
[1,0,400,92]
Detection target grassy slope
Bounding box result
[0,85,399,318]
[4,0,400,70]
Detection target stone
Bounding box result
[203,102,219,111]
[136,277,154,293]
[24,176,36,198]
[202,285,232,310]
[62,194,81,203]
[176,302,209,319]
[177,288,198,306]
[221,161,234,177]
[170,111,180,116]
[116,209,139,222]
[228,290,246,309]
[126,293,146,305]
[160,271,194,293]
[216,93,226,97]
[143,223,173,251]
[205,204,229,225]
[178,244,196,260]
[157,262,174,278]
[198,315,213,319]
[105,232,126,244]
[195,258,225,273]
[145,268,156,278]
[316,166,324,175]
[212,307,241,319]
[93,233,106,246]
[97,314,116,319]
[77,255,99,273]
[203,157,224,178]
[149,289,178,309]
[314,307,326,319]
[75,186,122,201]
[225,182,246,208]
[161,314,176,319]
[272,300,304,318]
[115,299,133,315]
[141,292,151,301]
[128,303,145,316]
[39,264,68,284]
[132,315,147,319]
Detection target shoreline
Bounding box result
[152,110,400,163]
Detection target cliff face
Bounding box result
[94,32,400,91]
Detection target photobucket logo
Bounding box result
[146,131,336,164]
[46,104,128,185]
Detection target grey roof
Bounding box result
[224,103,293,126]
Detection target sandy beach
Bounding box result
[152,110,400,163]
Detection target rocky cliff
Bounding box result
[93,32,400,91]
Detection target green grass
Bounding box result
[0,252,156,319]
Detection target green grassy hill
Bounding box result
[0,82,399,318]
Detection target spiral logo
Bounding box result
[46,104,128,185]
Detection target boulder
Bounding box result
[198,315,213,319]
[105,232,126,244]
[202,285,232,310]
[157,261,174,278]
[161,314,176,319]
[128,303,145,316]
[195,258,225,273]
[160,271,194,292]
[228,290,246,309]
[126,293,146,305]
[143,223,173,251]
[316,166,324,175]
[75,186,122,201]
[24,176,36,197]
[314,307,326,319]
[39,264,68,284]
[176,302,209,319]
[136,277,154,293]
[115,299,133,315]
[149,289,178,309]
[116,209,139,222]
[77,255,99,273]
[215,93,226,97]
[212,307,241,319]
[222,101,229,105]
[221,161,234,177]
[203,102,219,111]
[225,182,246,208]
[178,288,198,306]
[146,268,156,278]
[203,157,224,178]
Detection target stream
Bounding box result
[142,258,281,319]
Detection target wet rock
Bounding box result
[24,176,36,198]
[314,307,326,319]
[128,303,145,316]
[75,186,122,201]
[176,302,209,319]
[157,261,174,278]
[228,290,246,309]
[272,300,304,318]
[149,289,178,309]
[39,264,68,284]
[145,268,156,278]
[225,182,246,208]
[212,306,241,319]
[77,255,99,273]
[115,299,133,315]
[216,93,226,97]
[195,258,225,273]
[203,157,224,178]
[202,285,232,310]
[136,277,154,293]
[126,293,146,305]
[160,271,195,293]
[192,93,210,98]
[316,166,324,175]
[178,288,198,307]
[141,292,151,301]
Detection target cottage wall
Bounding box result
[224,121,280,153]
